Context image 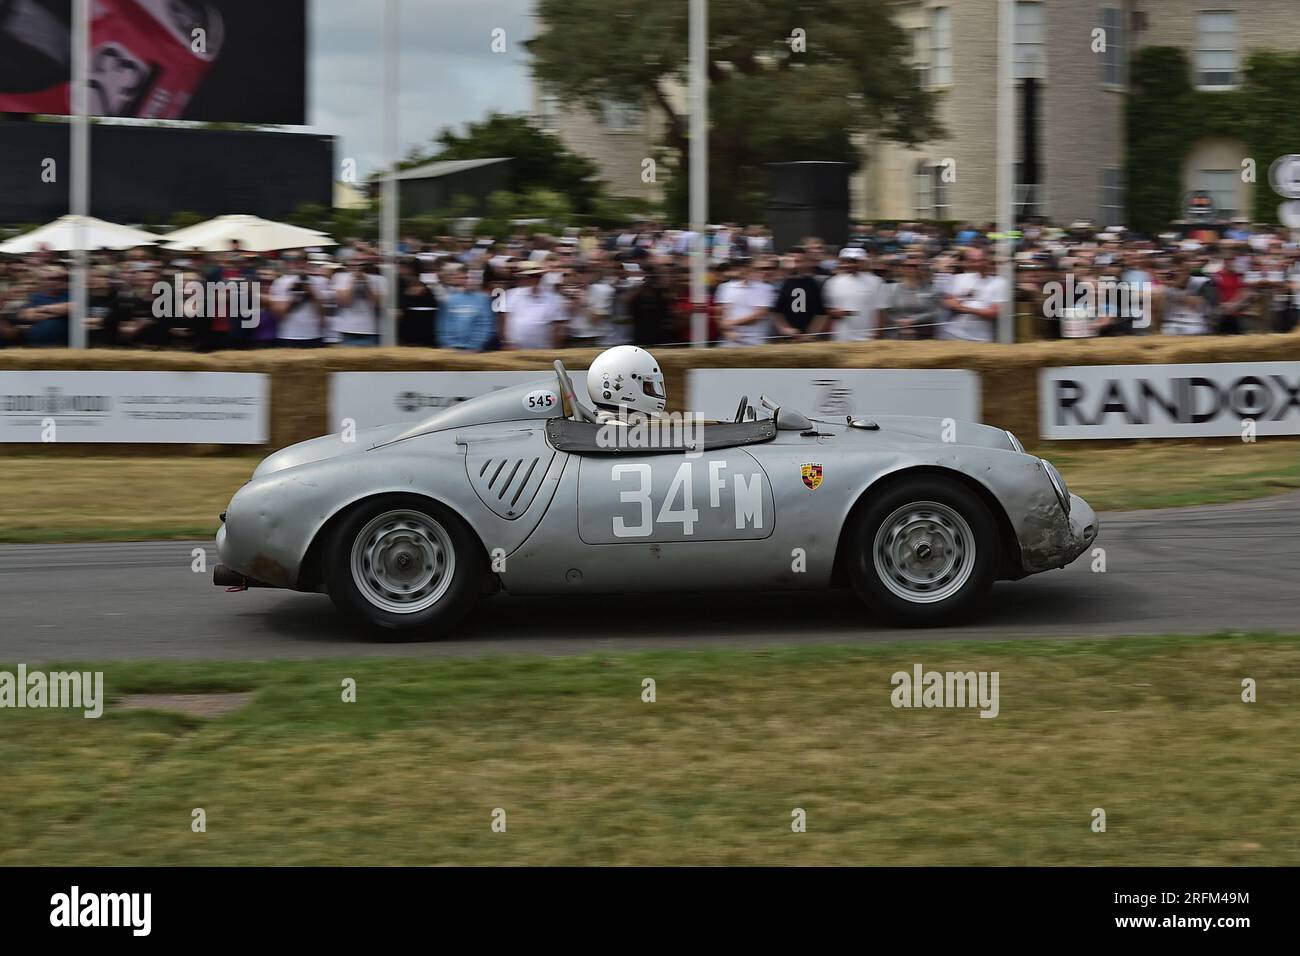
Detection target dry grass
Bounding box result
[0,455,258,541]
[1047,441,1300,511]
[1,635,1296,865]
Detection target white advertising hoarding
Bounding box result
[0,371,268,443]
[686,368,981,422]
[1039,363,1300,439]
[329,371,555,430]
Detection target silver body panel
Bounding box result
[216,373,1098,593]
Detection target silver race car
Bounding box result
[213,356,1098,636]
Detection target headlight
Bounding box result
[1040,459,1071,515]
[1004,430,1025,454]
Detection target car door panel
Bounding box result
[576,451,774,544]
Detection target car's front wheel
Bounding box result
[322,495,485,639]
[846,475,1000,626]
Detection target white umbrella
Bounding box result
[162,214,336,253]
[0,215,160,254]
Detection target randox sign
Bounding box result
[1039,363,1300,439]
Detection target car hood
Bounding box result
[251,422,413,478]
[840,415,1020,451]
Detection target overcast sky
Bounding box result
[308,0,535,178]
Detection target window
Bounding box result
[930,8,952,86]
[1196,11,1238,87]
[1101,167,1125,226]
[914,161,951,219]
[914,160,933,217]
[599,99,643,132]
[912,25,931,89]
[1100,7,1126,86]
[1194,169,1238,217]
[537,94,560,133]
[1016,164,1043,219]
[931,165,951,220]
[1014,1,1046,80]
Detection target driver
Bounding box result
[586,346,666,423]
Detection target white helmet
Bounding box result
[587,346,666,416]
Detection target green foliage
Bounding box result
[283,203,376,241]
[330,205,372,241]
[1127,47,1300,233]
[530,0,940,221]
[404,113,604,214]
[285,202,331,233]
[446,194,477,220]
[400,214,448,241]
[486,190,519,222]
[169,210,205,230]
[579,193,662,229]
[473,219,509,239]
[519,187,573,231]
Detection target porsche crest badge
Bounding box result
[801,462,823,491]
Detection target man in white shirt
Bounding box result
[330,259,384,345]
[270,251,332,346]
[716,258,775,347]
[501,260,567,350]
[582,266,617,345]
[822,248,883,341]
[938,248,1007,342]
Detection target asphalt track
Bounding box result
[2,492,1298,662]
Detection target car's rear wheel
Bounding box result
[323,495,484,639]
[846,475,999,626]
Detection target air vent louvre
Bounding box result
[464,448,554,519]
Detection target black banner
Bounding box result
[0,119,332,222]
[0,867,1279,941]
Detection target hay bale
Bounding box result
[4,333,1299,454]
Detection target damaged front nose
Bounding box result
[1064,494,1099,566]
[1018,490,1100,575]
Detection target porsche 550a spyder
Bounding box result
[213,361,1097,636]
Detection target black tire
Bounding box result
[846,475,1000,627]
[322,494,486,640]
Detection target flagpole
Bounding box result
[380,0,400,347]
[69,0,90,349]
[689,0,708,348]
[996,0,1015,343]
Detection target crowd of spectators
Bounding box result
[3,219,1299,350]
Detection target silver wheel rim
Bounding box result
[872,500,975,605]
[350,510,455,614]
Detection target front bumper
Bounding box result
[1018,493,1099,575]
[1064,494,1099,564]
[213,512,297,590]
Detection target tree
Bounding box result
[529,0,941,221]
[402,113,605,214]
[486,190,520,223]
[286,202,332,234]
[170,210,205,230]
[519,187,573,232]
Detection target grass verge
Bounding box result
[1045,441,1300,512]
[2,442,1299,543]
[1,633,1297,865]
[0,456,258,543]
